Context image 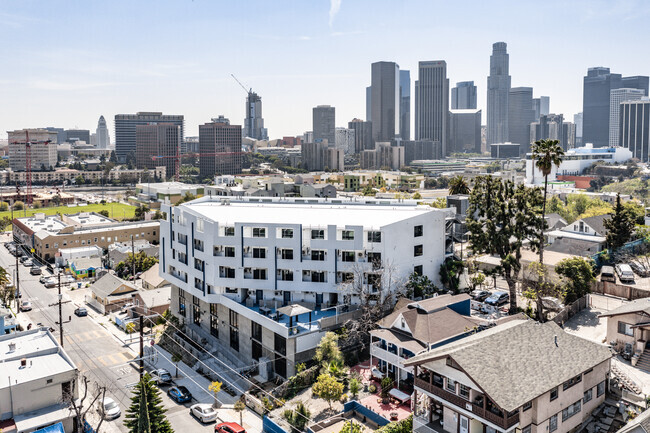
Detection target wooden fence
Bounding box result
[591,281,650,301]
[552,296,587,327]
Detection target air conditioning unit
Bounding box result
[303,247,310,254]
[244,246,251,252]
[274,291,281,296]
[357,252,364,257]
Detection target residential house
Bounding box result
[546,214,609,255]
[405,320,611,433]
[131,286,171,317]
[107,240,159,269]
[69,257,102,279]
[617,406,650,433]
[89,273,138,314]
[140,263,169,290]
[599,298,650,369]
[0,307,16,334]
[0,328,78,433]
[55,246,103,268]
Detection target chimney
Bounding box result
[20,358,27,367]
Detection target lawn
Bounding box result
[3,202,137,221]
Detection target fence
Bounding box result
[591,281,650,301]
[263,415,288,433]
[552,296,587,327]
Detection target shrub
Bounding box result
[340,393,348,403]
[0,202,8,211]
[368,384,377,393]
[13,201,24,211]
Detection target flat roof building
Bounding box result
[115,112,184,163]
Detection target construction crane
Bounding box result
[231,74,252,95]
[151,151,245,182]
[9,131,52,205]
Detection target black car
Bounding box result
[167,385,192,403]
[74,307,88,317]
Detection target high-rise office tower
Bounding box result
[115,112,184,162]
[451,81,477,109]
[44,127,66,144]
[198,116,242,179]
[574,113,583,146]
[620,99,650,161]
[487,42,511,145]
[449,109,482,154]
[348,118,373,153]
[335,127,356,155]
[65,129,91,144]
[366,86,372,122]
[8,129,58,172]
[371,61,400,142]
[313,105,335,145]
[609,88,645,147]
[136,123,181,178]
[508,87,535,154]
[532,96,550,121]
[400,70,411,141]
[243,92,268,140]
[96,115,110,149]
[583,67,649,147]
[415,60,449,155]
[530,114,568,150]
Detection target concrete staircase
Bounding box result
[635,349,650,373]
[610,363,642,394]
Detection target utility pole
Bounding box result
[49,271,71,347]
[14,244,19,312]
[139,315,144,380]
[131,235,135,280]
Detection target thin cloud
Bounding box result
[329,0,342,27]
[29,80,120,91]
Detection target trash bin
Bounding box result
[77,282,82,289]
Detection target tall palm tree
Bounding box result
[448,175,470,195]
[531,139,564,266]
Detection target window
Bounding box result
[210,314,219,337]
[563,374,582,391]
[550,387,558,401]
[253,247,266,259]
[253,268,267,280]
[282,228,294,238]
[194,258,204,271]
[229,310,238,328]
[597,381,605,397]
[522,401,532,411]
[342,230,354,240]
[562,400,581,422]
[225,246,235,257]
[311,229,325,240]
[312,271,326,283]
[342,251,355,262]
[253,227,266,238]
[178,297,186,317]
[459,384,470,400]
[414,265,423,275]
[583,388,593,404]
[278,270,293,281]
[368,252,381,264]
[281,249,293,260]
[522,426,531,433]
[414,245,423,257]
[252,322,262,341]
[446,378,456,393]
[224,227,235,236]
[220,266,235,278]
[549,415,558,433]
[618,321,634,336]
[368,231,381,242]
[192,303,201,326]
[414,225,423,237]
[311,250,326,261]
[275,333,287,356]
[230,328,239,352]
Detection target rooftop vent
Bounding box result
[20,357,27,367]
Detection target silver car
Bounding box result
[100,397,121,420]
[190,403,217,423]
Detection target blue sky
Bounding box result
[2,0,650,140]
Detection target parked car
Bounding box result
[14,249,23,257]
[39,275,50,284]
[630,261,650,278]
[485,291,509,306]
[167,385,192,404]
[20,300,32,312]
[190,404,217,423]
[20,255,29,263]
[44,278,58,288]
[150,368,173,385]
[616,264,636,284]
[600,266,616,283]
[74,307,88,317]
[370,367,385,380]
[22,259,33,267]
[30,266,41,275]
[215,422,246,433]
[470,289,491,302]
[100,397,121,420]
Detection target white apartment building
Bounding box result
[335,127,356,155]
[159,196,450,378]
[525,144,632,184]
[8,129,58,172]
[0,328,79,433]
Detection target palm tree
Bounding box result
[531,139,564,266]
[448,176,470,195]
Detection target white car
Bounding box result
[100,397,121,420]
[20,300,32,312]
[190,403,217,423]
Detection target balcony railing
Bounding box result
[414,378,519,430]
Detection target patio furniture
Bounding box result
[277,304,313,328]
[259,306,271,316]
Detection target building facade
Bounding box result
[508,87,535,154]
[115,112,184,162]
[490,143,520,159]
[609,88,645,147]
[244,91,268,141]
[400,70,411,141]
[487,42,511,145]
[620,98,650,161]
[360,142,405,170]
[136,123,181,178]
[403,140,443,165]
[371,61,400,143]
[335,127,356,155]
[198,116,242,179]
[574,112,583,146]
[451,81,477,110]
[301,142,344,171]
[416,61,449,155]
[348,119,373,153]
[8,129,58,172]
[532,96,550,121]
[159,197,450,378]
[530,114,568,150]
[313,105,336,145]
[449,109,482,155]
[96,115,110,149]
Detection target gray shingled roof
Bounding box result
[405,320,612,412]
[91,273,136,299]
[580,214,610,236]
[599,298,650,318]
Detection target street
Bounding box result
[1,234,262,433]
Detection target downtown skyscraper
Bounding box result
[371,61,400,143]
[243,91,268,140]
[400,70,411,141]
[95,115,110,149]
[451,81,477,109]
[313,105,336,145]
[415,60,449,155]
[114,112,184,163]
[508,87,535,153]
[487,42,511,145]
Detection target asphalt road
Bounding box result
[1,235,253,433]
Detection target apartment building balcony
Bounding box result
[370,342,414,374]
[169,269,188,284]
[414,377,519,430]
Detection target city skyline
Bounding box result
[2,1,650,140]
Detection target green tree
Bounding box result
[13,201,24,211]
[323,358,348,379]
[361,184,376,196]
[466,176,544,312]
[208,381,222,407]
[555,257,596,303]
[312,374,344,410]
[404,272,438,299]
[412,192,422,200]
[380,377,394,398]
[348,377,361,399]
[0,217,12,232]
[75,175,85,185]
[439,259,464,294]
[339,421,364,433]
[314,332,342,366]
[175,192,197,206]
[234,400,246,426]
[448,175,470,195]
[134,204,150,221]
[0,202,8,211]
[531,139,564,266]
[283,401,311,432]
[429,197,447,209]
[604,194,635,251]
[171,353,182,377]
[98,210,110,218]
[124,374,173,433]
